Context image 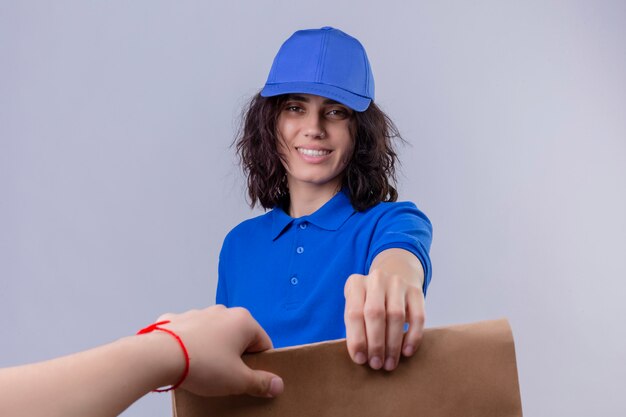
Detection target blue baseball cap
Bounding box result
[260,26,375,112]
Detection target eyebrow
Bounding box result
[287,94,342,106]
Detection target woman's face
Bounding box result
[276,93,355,194]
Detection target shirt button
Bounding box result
[296,246,304,254]
[299,223,307,230]
[290,276,299,285]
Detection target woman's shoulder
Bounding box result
[223,210,275,242]
[357,199,431,228]
[362,199,421,216]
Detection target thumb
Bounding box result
[243,368,284,398]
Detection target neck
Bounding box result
[287,180,341,218]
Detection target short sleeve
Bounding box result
[366,202,433,295]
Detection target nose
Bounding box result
[303,112,326,139]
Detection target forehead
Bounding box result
[284,93,343,106]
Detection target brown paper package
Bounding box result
[173,318,523,417]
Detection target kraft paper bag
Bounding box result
[173,318,523,417]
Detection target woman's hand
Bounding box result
[343,248,425,371]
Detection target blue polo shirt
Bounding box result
[216,189,432,348]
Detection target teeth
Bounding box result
[298,148,331,157]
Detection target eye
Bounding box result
[284,104,304,113]
[326,108,350,120]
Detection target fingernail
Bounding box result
[355,352,367,365]
[369,356,383,370]
[403,345,414,356]
[268,377,284,398]
[384,357,396,371]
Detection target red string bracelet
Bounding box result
[136,320,190,393]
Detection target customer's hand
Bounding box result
[155,305,284,397]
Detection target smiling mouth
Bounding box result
[297,147,332,157]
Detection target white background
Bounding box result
[1,1,625,416]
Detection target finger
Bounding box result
[402,286,425,357]
[243,318,274,353]
[344,274,367,365]
[231,307,274,353]
[243,369,284,398]
[363,276,386,370]
[384,285,406,371]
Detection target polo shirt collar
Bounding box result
[270,188,356,240]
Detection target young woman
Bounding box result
[217,27,433,372]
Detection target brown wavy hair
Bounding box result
[235,92,403,212]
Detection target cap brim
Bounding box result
[260,82,371,112]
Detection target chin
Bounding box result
[295,176,343,189]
